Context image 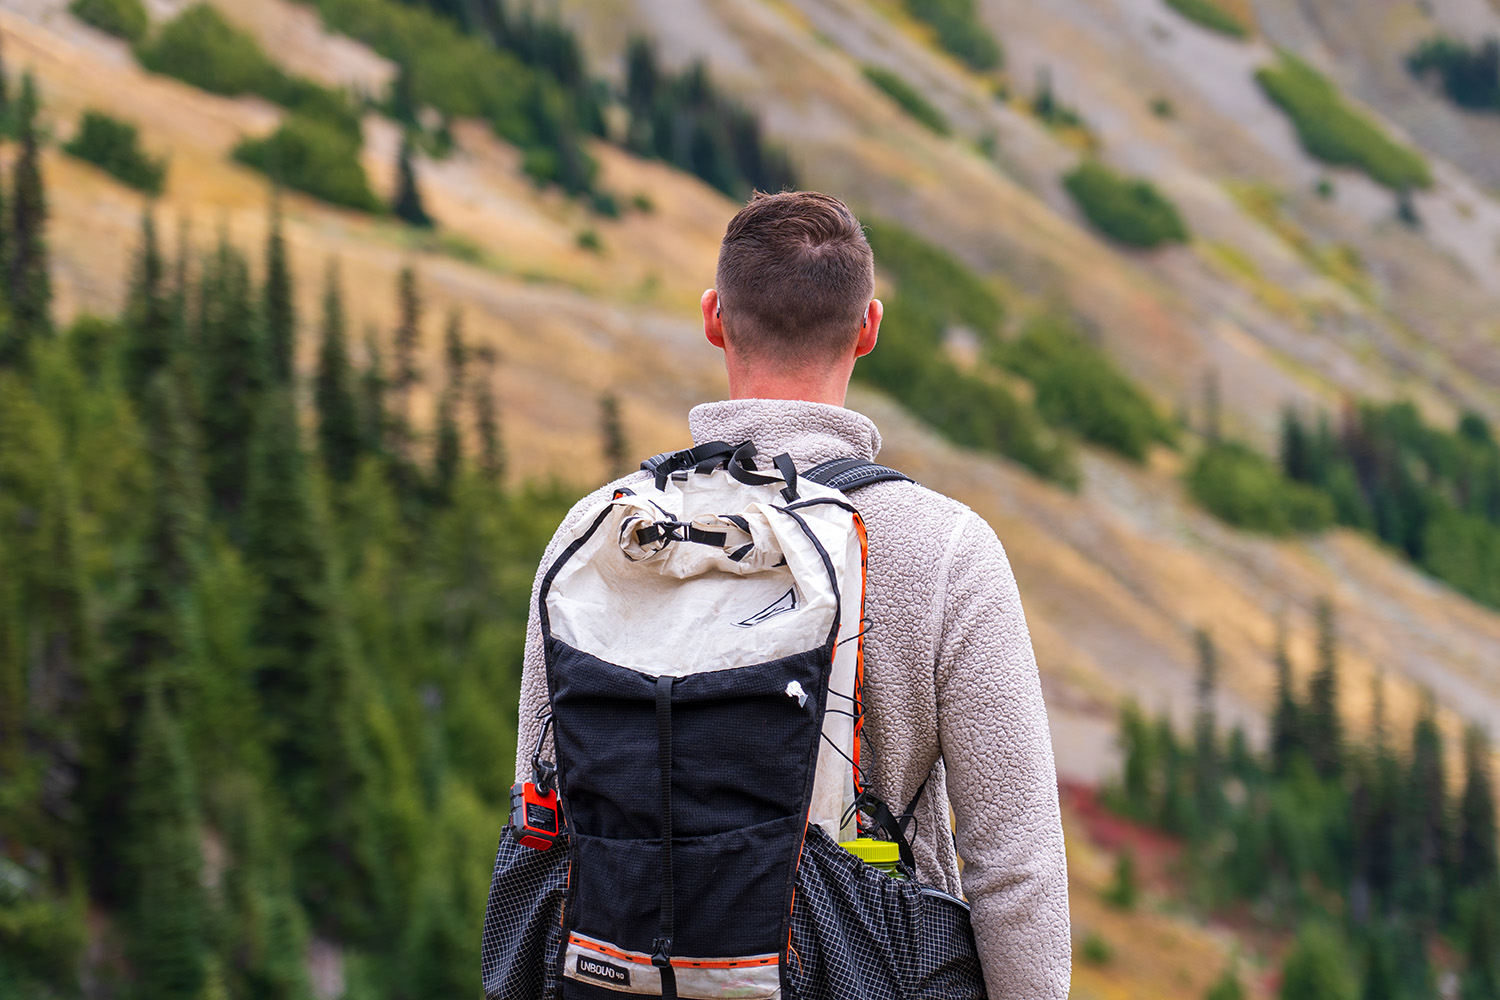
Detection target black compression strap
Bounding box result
[803,456,914,492]
[642,440,737,490]
[855,775,931,876]
[772,453,799,502]
[900,776,931,840]
[654,675,677,998]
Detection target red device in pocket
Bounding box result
[510,713,562,851]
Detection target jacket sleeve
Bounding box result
[935,511,1071,999]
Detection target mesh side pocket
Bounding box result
[481,828,571,1000]
[786,826,988,1000]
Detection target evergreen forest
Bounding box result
[0,65,576,1000]
[1108,607,1500,1000]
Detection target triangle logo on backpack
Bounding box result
[733,587,798,628]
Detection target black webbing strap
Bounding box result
[802,456,914,492]
[772,453,800,502]
[634,522,728,547]
[653,675,677,999]
[641,441,814,498]
[857,776,931,875]
[641,440,737,490]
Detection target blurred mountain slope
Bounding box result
[5,0,1500,790]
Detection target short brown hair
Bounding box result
[715,191,875,363]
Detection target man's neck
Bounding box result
[724,364,854,408]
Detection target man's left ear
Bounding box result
[854,299,881,358]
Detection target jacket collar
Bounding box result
[687,399,882,467]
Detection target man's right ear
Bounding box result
[702,289,726,350]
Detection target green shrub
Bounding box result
[1256,53,1431,190]
[63,110,167,194]
[1081,930,1114,965]
[1422,508,1500,609]
[136,5,360,139]
[1188,441,1333,534]
[69,0,148,41]
[865,221,1004,337]
[0,894,87,988]
[856,221,1075,485]
[575,228,602,254]
[1102,850,1138,909]
[857,302,1076,485]
[1205,965,1246,1000]
[313,0,601,193]
[862,65,950,135]
[1407,36,1500,112]
[1163,0,1248,39]
[1064,160,1189,248]
[136,4,280,97]
[233,114,380,212]
[1000,316,1173,461]
[1279,923,1356,1000]
[905,0,1002,72]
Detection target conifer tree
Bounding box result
[1116,700,1156,819]
[0,32,11,132]
[1305,599,1343,778]
[1271,616,1302,775]
[124,210,171,402]
[9,72,51,346]
[1205,964,1244,1000]
[129,686,208,1000]
[1360,924,1400,1000]
[432,309,465,499]
[1457,726,1499,892]
[1279,923,1356,1000]
[169,218,194,397]
[393,136,434,229]
[472,343,505,484]
[404,864,471,999]
[1362,673,1401,909]
[315,259,360,483]
[244,386,375,929]
[216,775,313,1000]
[1156,716,1195,837]
[359,327,388,462]
[600,391,628,478]
[1460,892,1500,1000]
[1401,696,1449,922]
[123,371,208,679]
[245,386,327,748]
[0,534,22,782]
[263,203,296,385]
[198,238,266,524]
[1192,628,1222,831]
[390,267,422,470]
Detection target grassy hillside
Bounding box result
[5,0,1500,995]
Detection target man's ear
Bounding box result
[854,299,882,359]
[702,289,726,350]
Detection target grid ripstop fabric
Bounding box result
[785,826,988,1000]
[481,829,569,1000]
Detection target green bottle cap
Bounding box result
[839,838,901,866]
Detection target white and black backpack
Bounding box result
[482,442,987,1000]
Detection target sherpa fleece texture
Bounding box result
[515,398,1071,999]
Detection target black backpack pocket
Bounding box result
[481,827,571,1000]
[786,825,989,1000]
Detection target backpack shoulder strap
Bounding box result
[802,456,914,492]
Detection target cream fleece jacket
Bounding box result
[514,399,1071,999]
